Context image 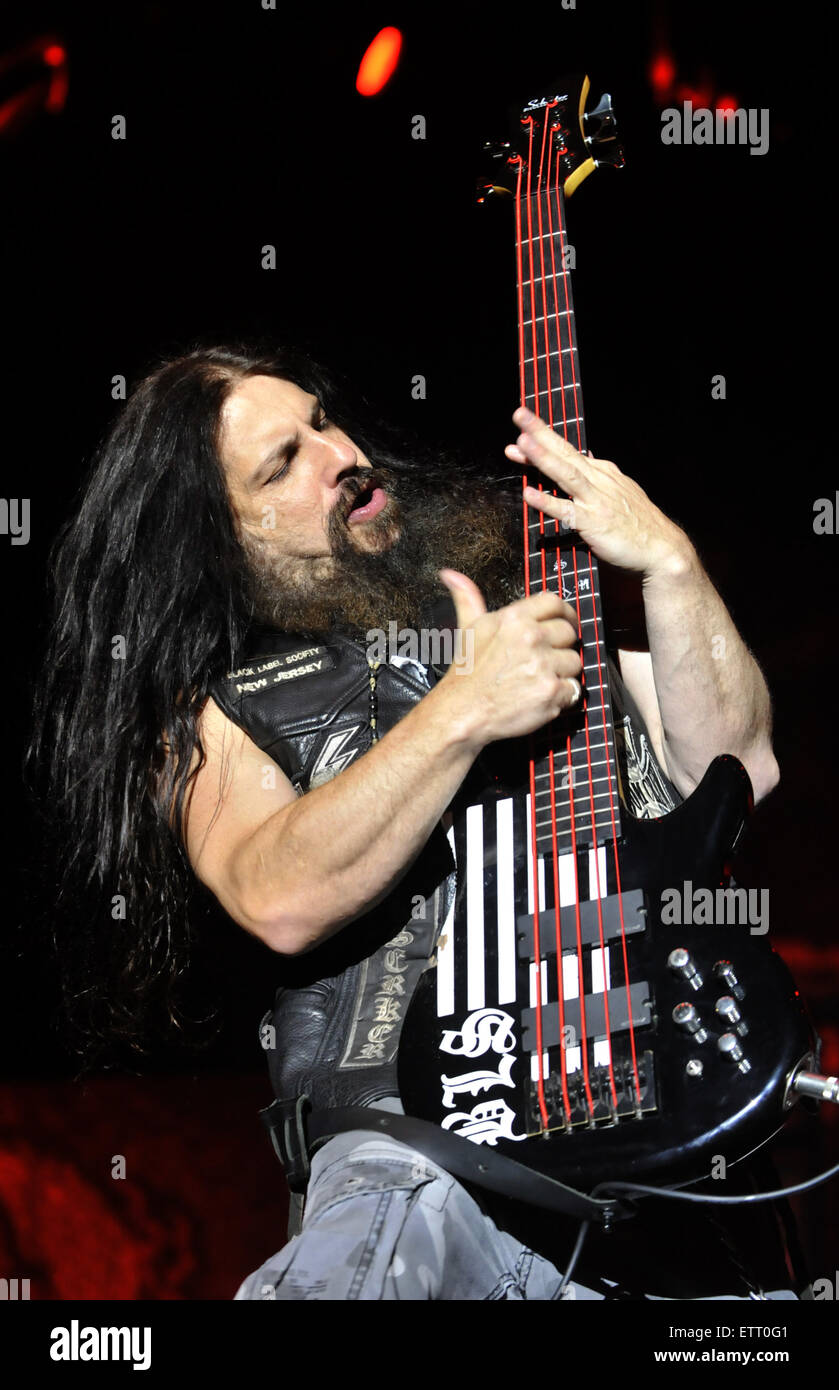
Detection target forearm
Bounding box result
[641,540,778,798]
[232,680,480,954]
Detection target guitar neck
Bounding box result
[512,123,622,853]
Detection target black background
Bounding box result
[1,0,836,1297]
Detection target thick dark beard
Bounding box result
[239,467,523,640]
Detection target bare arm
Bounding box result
[619,554,778,802]
[506,408,779,804]
[184,576,582,955]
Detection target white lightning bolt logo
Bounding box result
[310,724,364,786]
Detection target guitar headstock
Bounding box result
[478,74,624,203]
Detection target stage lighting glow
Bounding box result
[356,27,402,96]
[43,44,66,67]
[650,52,675,94]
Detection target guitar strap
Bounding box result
[258,1093,636,1227]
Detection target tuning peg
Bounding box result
[584,93,620,154]
[582,92,624,170]
[481,140,512,161]
[594,143,626,171]
[584,92,616,128]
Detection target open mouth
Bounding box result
[346,482,387,524]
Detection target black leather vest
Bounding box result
[209,622,683,1112]
[209,626,458,1109]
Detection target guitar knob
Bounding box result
[667,948,703,991]
[716,996,748,1036]
[718,1032,751,1073]
[672,1002,708,1043]
[714,960,744,1000]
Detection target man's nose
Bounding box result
[317,435,363,490]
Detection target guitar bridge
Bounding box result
[527,1049,657,1132]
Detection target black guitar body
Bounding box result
[399,751,816,1193]
[396,76,817,1293]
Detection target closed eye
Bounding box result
[264,409,329,486]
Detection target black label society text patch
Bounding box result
[224,646,335,695]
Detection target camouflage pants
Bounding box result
[234,1130,799,1301]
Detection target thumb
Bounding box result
[438,569,487,629]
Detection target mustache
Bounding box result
[335,466,397,522]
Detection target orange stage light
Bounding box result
[356,26,402,97]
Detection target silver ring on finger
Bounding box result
[566,677,582,706]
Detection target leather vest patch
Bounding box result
[221,644,335,696]
[338,884,448,1069]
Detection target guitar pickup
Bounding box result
[516,889,646,959]
[521,981,652,1050]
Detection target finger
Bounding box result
[553,648,583,680]
[522,484,575,527]
[539,617,582,651]
[438,568,488,628]
[507,590,579,630]
[511,415,593,498]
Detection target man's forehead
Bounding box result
[221,374,316,468]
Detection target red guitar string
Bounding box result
[569,542,619,1110]
[514,129,550,1131]
[532,114,557,1122]
[549,128,642,1111]
[545,129,619,1107]
[514,103,642,1129]
[547,133,614,1114]
[541,112,595,1118]
[537,106,573,1124]
[584,549,642,1103]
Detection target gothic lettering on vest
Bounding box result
[339,893,442,1069]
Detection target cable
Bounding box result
[592,1156,839,1207]
[549,1157,839,1297]
[554,1218,592,1298]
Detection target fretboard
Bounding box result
[513,112,622,853]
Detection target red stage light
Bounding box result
[676,82,713,109]
[649,52,675,95]
[716,94,738,113]
[43,44,65,67]
[356,26,402,96]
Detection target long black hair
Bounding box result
[24,341,519,1072]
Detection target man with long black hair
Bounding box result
[28,343,798,1300]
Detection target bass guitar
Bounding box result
[399,73,817,1192]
